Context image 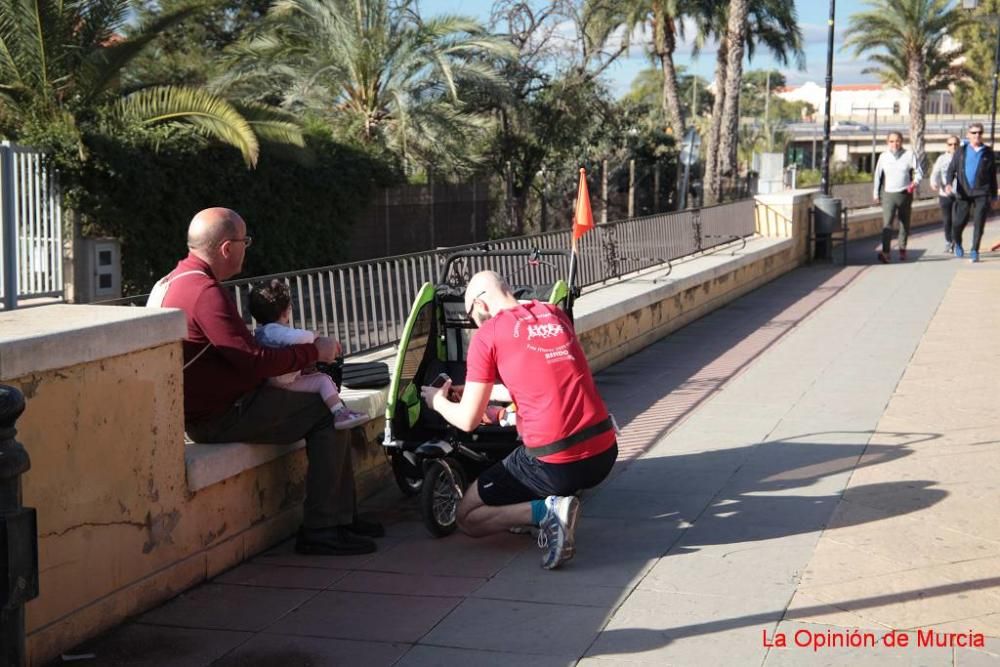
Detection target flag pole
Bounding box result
[568,244,578,312]
[568,167,586,308]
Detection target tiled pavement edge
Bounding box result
[771,261,1000,665]
[62,226,1000,666]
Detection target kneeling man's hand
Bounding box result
[420,379,453,410]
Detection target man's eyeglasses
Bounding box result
[466,290,486,323]
[227,236,253,248]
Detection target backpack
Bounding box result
[145,269,211,369]
[146,270,207,308]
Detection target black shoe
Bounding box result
[345,516,385,538]
[295,526,376,555]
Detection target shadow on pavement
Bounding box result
[587,576,1000,659]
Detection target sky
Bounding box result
[419,0,874,96]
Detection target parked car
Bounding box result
[832,120,871,132]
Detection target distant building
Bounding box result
[775,82,955,121]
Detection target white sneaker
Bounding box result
[537,495,580,569]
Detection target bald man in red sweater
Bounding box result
[159,207,382,555]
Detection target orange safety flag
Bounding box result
[572,168,595,250]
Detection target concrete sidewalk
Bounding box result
[66,225,1000,666]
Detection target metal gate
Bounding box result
[0,142,63,309]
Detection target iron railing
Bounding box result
[0,143,63,309]
[831,181,936,210]
[104,198,756,356]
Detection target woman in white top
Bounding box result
[929,135,959,253]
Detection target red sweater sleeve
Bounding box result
[191,283,317,378]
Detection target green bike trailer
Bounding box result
[381,247,578,536]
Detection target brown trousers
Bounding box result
[186,384,355,528]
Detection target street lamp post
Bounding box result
[963,0,1000,145]
[820,0,836,196]
[814,0,841,261]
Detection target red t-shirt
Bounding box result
[465,300,615,463]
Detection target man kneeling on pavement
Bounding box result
[421,271,618,570]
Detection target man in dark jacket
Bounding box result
[946,123,998,263]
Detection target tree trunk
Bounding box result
[704,39,728,206]
[658,17,684,138]
[653,2,685,134]
[717,0,749,193]
[908,56,927,173]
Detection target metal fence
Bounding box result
[831,181,936,210]
[0,143,63,309]
[107,198,755,356]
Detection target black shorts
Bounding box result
[477,442,618,506]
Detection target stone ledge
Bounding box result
[0,304,187,380]
[574,236,794,334]
[185,384,389,492]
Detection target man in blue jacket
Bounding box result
[946,123,998,263]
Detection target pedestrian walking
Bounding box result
[930,135,960,253]
[873,131,923,263]
[946,123,998,263]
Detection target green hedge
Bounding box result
[796,164,872,187]
[69,131,395,295]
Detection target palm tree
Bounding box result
[0,0,292,167]
[715,0,749,202]
[845,0,967,166]
[585,0,689,133]
[700,0,804,204]
[220,0,514,175]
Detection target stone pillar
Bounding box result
[754,190,817,263]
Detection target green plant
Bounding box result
[218,0,513,175]
[0,0,298,167]
[69,129,396,294]
[796,164,872,187]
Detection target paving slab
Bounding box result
[63,625,252,666]
[639,537,815,604]
[327,571,487,597]
[586,588,785,666]
[395,645,576,667]
[213,563,349,590]
[212,634,407,667]
[420,597,610,657]
[264,590,461,643]
[135,584,317,632]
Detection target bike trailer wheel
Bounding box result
[421,460,465,537]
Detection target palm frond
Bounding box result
[233,101,305,147]
[117,85,259,166]
[78,1,208,105]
